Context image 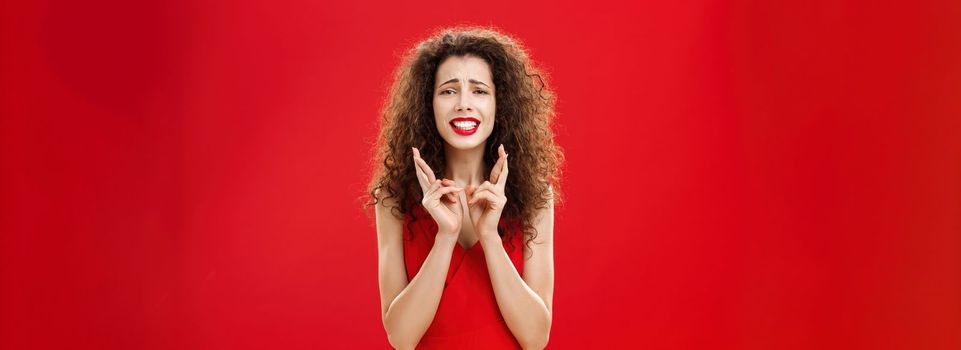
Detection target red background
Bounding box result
[2,0,960,349]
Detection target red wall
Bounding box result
[2,0,960,349]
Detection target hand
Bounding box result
[466,144,509,239]
[413,147,463,237]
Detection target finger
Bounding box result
[490,154,505,184]
[474,181,495,194]
[496,153,509,189]
[431,185,464,201]
[412,148,430,189]
[424,179,442,200]
[413,151,430,175]
[438,179,460,192]
[490,144,507,182]
[469,182,497,206]
[413,153,437,183]
[440,179,457,202]
[415,157,434,182]
[468,187,494,203]
[413,147,431,179]
[414,166,430,191]
[468,190,498,206]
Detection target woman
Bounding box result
[366,27,563,349]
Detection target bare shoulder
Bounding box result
[374,188,404,238]
[373,188,410,319]
[532,184,555,243]
[373,188,397,215]
[523,184,555,311]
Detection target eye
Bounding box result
[439,89,456,95]
[474,90,489,95]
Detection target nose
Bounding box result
[455,93,472,112]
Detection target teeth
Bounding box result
[453,121,478,129]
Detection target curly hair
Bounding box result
[364,26,564,257]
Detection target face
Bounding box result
[432,55,496,151]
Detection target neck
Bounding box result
[442,143,487,187]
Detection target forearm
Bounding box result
[383,235,457,349]
[480,235,552,350]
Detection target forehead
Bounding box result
[434,55,493,86]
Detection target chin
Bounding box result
[441,133,491,151]
[444,139,485,151]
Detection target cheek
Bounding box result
[484,98,496,119]
[433,99,447,123]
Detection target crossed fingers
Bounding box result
[468,144,509,206]
[413,147,460,203]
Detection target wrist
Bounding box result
[478,231,502,245]
[433,232,458,245]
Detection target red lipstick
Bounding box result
[449,117,480,136]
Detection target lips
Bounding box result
[449,117,480,136]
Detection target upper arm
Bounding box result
[522,187,555,313]
[375,190,410,323]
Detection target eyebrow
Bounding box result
[437,78,491,89]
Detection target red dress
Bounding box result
[402,204,525,349]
